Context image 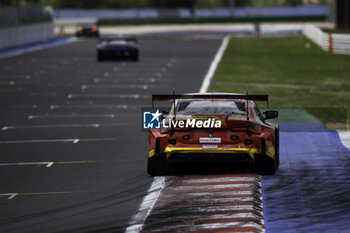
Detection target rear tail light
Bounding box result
[91,27,97,32]
[127,46,136,50]
[248,125,262,134]
[78,27,83,32]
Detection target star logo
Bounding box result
[150,109,162,122]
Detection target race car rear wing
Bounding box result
[152,94,268,102]
[152,93,269,120]
[98,37,138,43]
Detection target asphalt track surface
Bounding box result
[0,32,225,233]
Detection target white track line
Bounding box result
[67,94,148,99]
[0,139,80,144]
[199,35,231,93]
[81,84,152,90]
[28,114,117,119]
[8,193,18,199]
[1,124,99,131]
[125,177,165,233]
[0,193,19,199]
[338,130,350,151]
[49,104,139,110]
[0,37,77,59]
[125,35,232,233]
[0,161,54,167]
[1,123,129,131]
[0,138,118,144]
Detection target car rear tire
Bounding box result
[254,154,276,175]
[275,128,280,168]
[147,155,167,176]
[97,53,104,61]
[132,52,139,61]
[275,153,280,169]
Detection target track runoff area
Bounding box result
[1,31,350,233]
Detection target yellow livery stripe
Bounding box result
[164,147,259,159]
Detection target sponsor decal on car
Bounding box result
[199,137,221,143]
[221,145,232,150]
[202,144,218,150]
[143,109,222,130]
[163,117,222,129]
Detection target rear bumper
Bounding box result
[76,31,98,37]
[168,152,253,164]
[160,147,260,162]
[98,50,138,58]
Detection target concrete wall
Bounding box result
[0,22,55,50]
[0,6,53,28]
[54,9,158,19]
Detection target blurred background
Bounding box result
[1,0,349,46]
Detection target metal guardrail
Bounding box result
[302,24,350,55]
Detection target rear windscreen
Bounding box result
[175,99,247,116]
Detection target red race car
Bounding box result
[147,93,279,175]
[76,25,99,37]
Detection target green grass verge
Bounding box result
[210,36,350,128]
[99,16,324,26]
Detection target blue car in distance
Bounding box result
[96,38,139,61]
